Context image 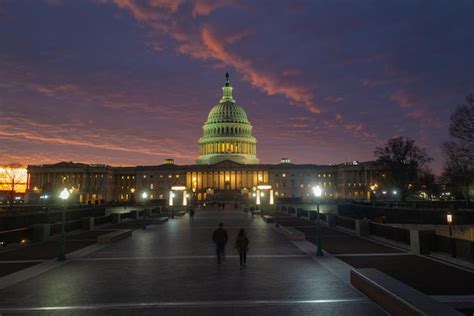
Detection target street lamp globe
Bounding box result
[142,192,148,200]
[447,212,453,225]
[59,188,70,200]
[312,185,323,198]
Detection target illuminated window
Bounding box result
[300,184,304,188]
[282,173,286,177]
[143,175,147,179]
[318,174,321,177]
[150,183,154,189]
[127,176,130,180]
[176,175,179,178]
[168,175,172,178]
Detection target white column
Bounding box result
[169,191,174,206]
[183,191,187,206]
[256,189,261,205]
[270,189,274,205]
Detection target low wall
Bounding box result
[338,203,474,225]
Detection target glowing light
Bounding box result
[312,185,322,198]
[171,186,186,191]
[130,188,135,193]
[0,166,27,193]
[447,213,453,224]
[393,190,397,195]
[59,188,70,200]
[257,184,271,190]
[142,192,148,199]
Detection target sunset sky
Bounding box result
[1,0,473,173]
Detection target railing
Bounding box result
[94,215,111,226]
[430,235,474,261]
[50,219,82,235]
[336,216,356,230]
[0,227,33,244]
[369,223,411,245]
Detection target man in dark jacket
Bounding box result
[212,223,228,268]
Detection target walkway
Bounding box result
[0,207,384,315]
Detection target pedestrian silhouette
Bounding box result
[189,207,195,222]
[212,223,228,268]
[234,228,249,269]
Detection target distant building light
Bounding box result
[281,158,291,163]
[171,186,186,191]
[164,159,174,165]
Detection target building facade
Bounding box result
[27,74,384,204]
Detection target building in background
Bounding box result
[26,74,384,204]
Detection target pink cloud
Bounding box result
[192,0,237,17]
[389,89,417,108]
[199,26,319,113]
[324,96,344,103]
[104,1,319,114]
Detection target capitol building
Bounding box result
[27,74,383,205]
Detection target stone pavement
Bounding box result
[0,207,385,315]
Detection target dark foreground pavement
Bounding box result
[0,207,385,315]
[278,215,474,315]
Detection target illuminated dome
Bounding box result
[197,73,259,165]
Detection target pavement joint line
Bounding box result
[0,298,370,311]
[334,253,413,257]
[0,260,47,263]
[73,254,309,261]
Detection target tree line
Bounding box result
[374,94,474,202]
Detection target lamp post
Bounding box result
[142,192,148,229]
[447,212,453,236]
[312,185,323,256]
[58,188,70,261]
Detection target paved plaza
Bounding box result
[0,207,385,315]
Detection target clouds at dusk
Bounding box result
[1,0,474,172]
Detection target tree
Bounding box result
[441,144,472,202]
[0,164,27,211]
[418,168,438,200]
[374,137,433,201]
[441,94,474,202]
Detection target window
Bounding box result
[150,183,154,189]
[143,175,147,179]
[282,173,286,177]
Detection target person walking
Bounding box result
[234,228,249,269]
[189,206,195,222]
[212,223,228,268]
